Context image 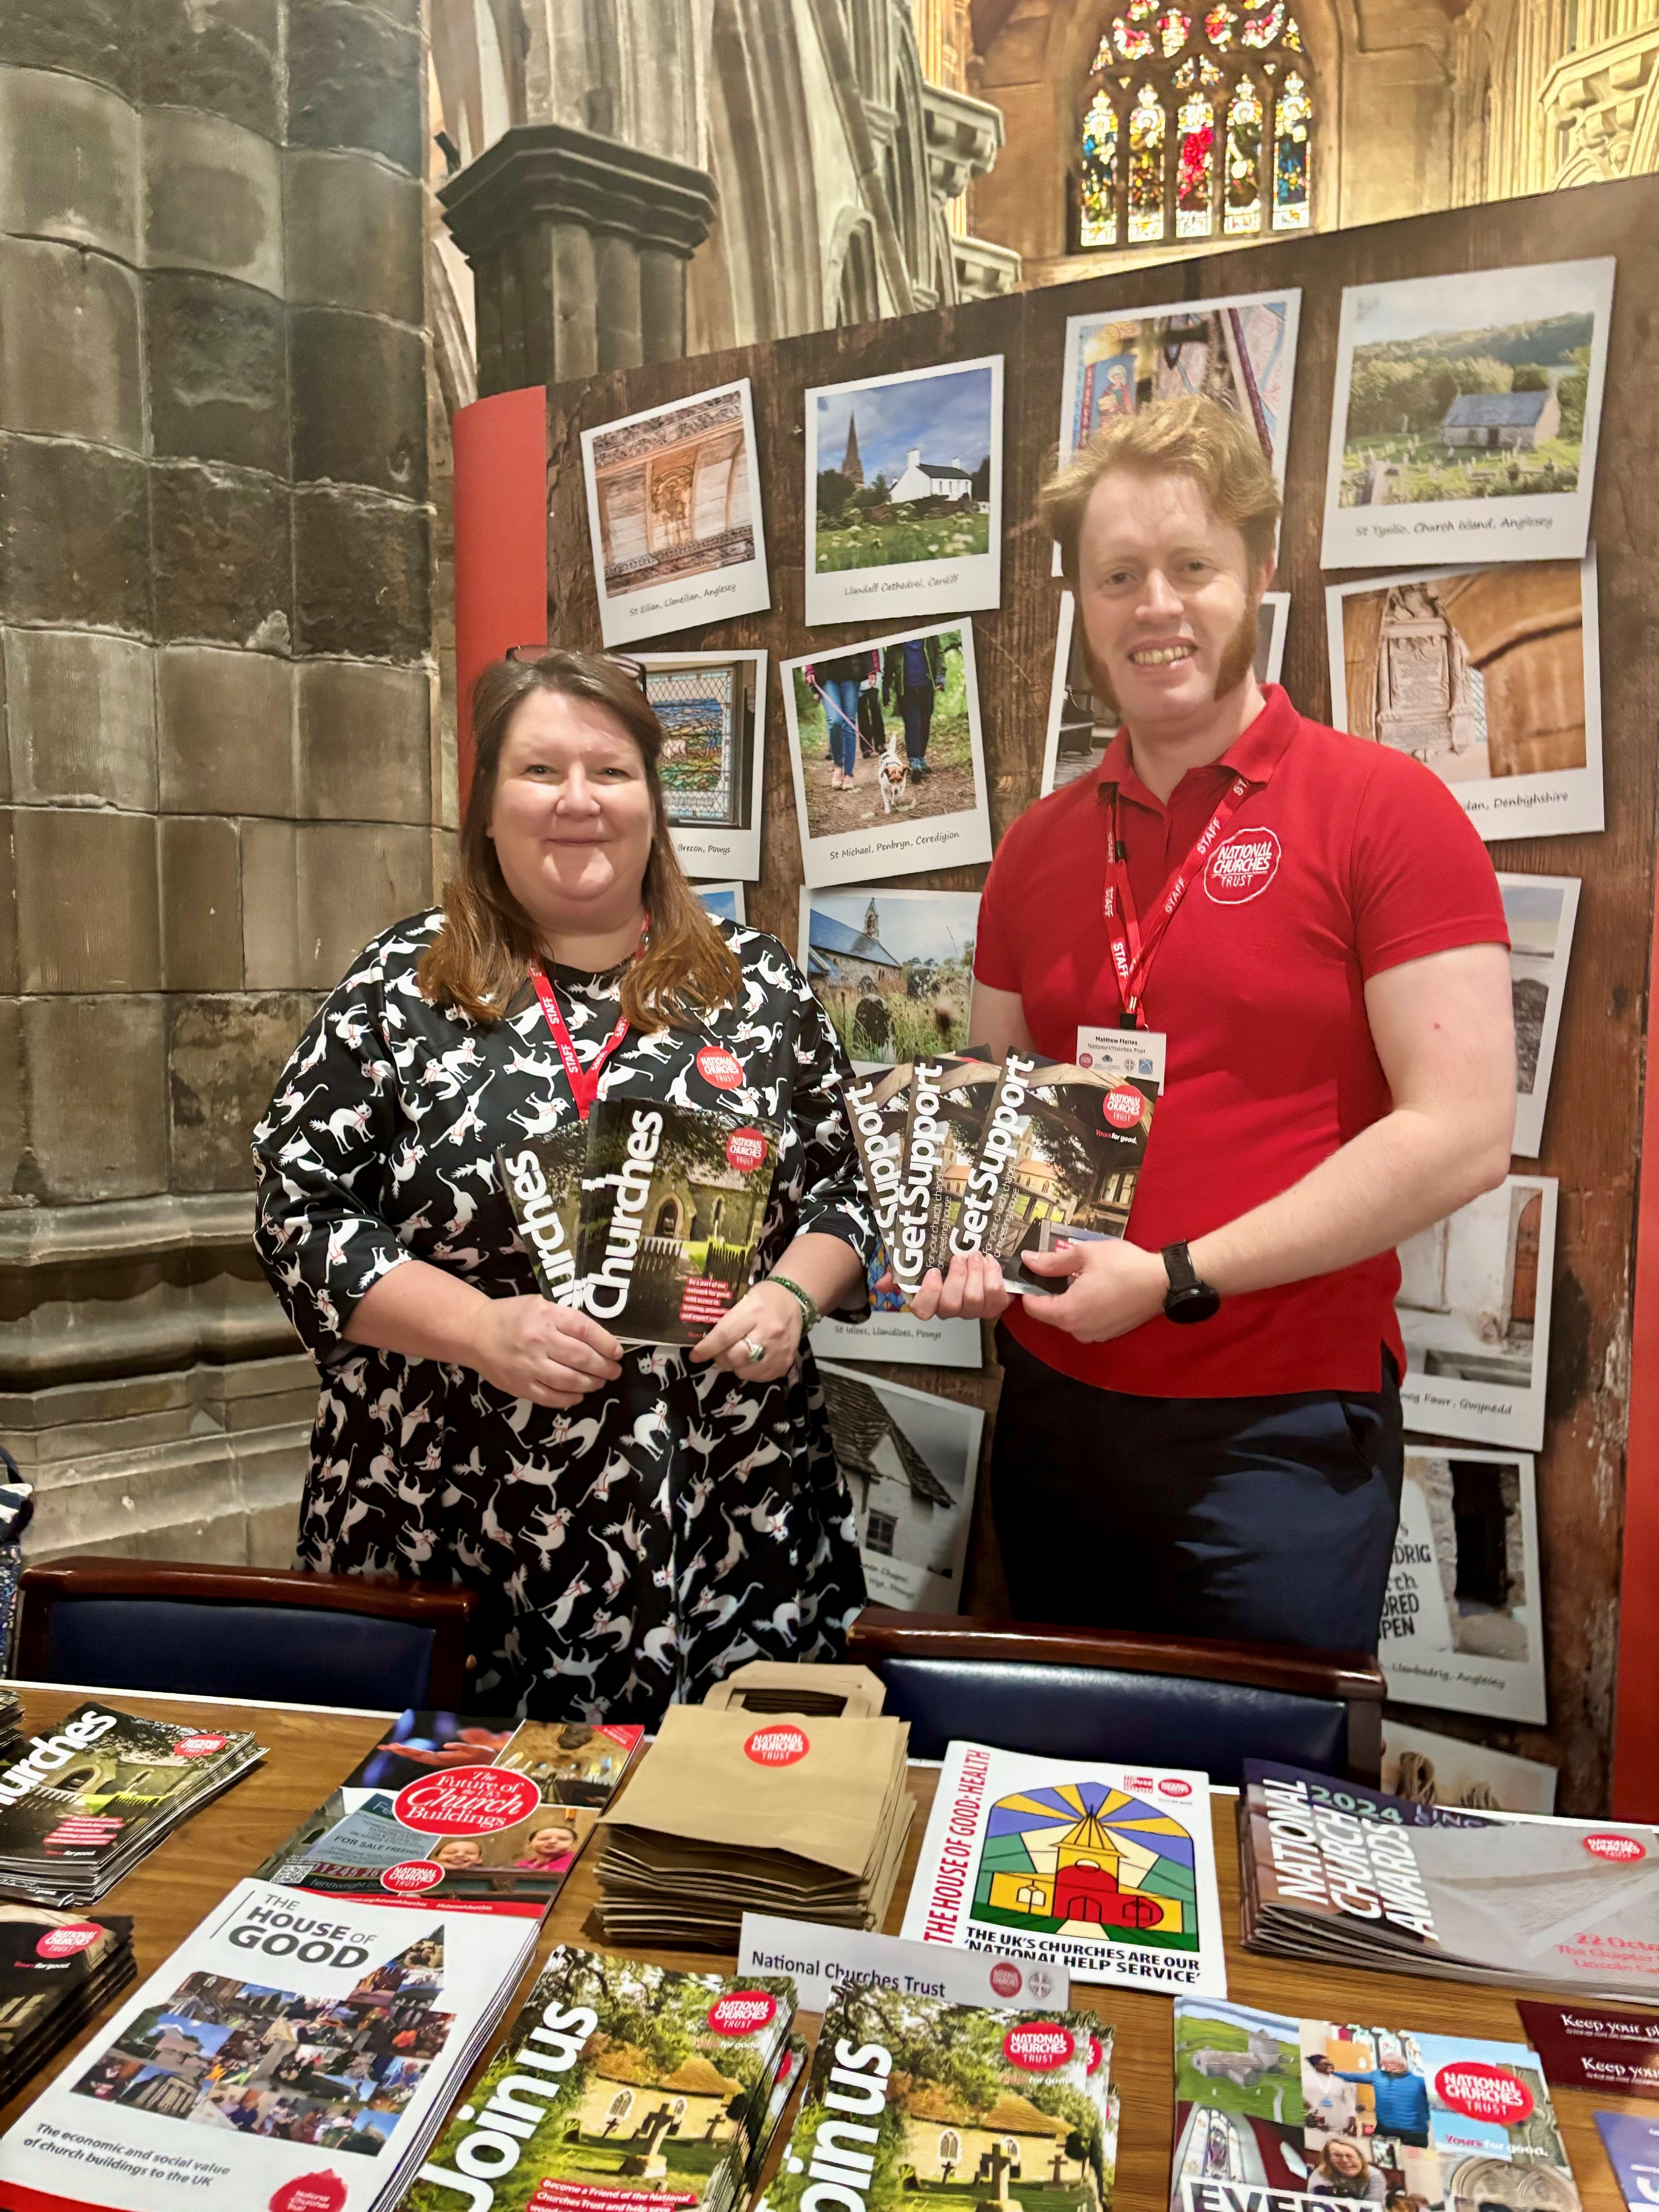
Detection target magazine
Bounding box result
[0,1876,541,2212]
[924,1048,1002,1272]
[1239,1760,1659,1999]
[1595,2111,1659,2210]
[840,1064,912,1282]
[761,1984,1116,2212]
[0,1703,264,1905]
[496,1126,587,1304]
[1171,1999,1582,2212]
[969,1051,1159,1296]
[0,1906,136,2105]
[899,1741,1227,1996]
[575,1098,782,1343]
[254,1711,644,1917]
[406,1944,799,2212]
[891,1057,949,1301]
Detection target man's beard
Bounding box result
[1082,597,1262,718]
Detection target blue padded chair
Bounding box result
[15,1559,477,1711]
[846,1609,1384,1784]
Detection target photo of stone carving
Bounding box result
[1498,873,1579,1160]
[1381,1721,1557,1815]
[1395,1176,1556,1451]
[1326,554,1602,841]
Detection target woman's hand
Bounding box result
[467,1296,624,1407]
[690,1279,804,1383]
[904,1252,1013,1322]
[1020,1237,1168,1343]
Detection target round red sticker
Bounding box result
[392,1765,541,1837]
[1583,1832,1647,1863]
[1203,826,1282,906]
[176,1734,228,1757]
[1087,2034,1105,2077]
[708,1991,778,2037]
[1434,2062,1533,2127]
[269,2176,347,2212]
[36,1924,102,1961]
[1101,1086,1142,1131]
[744,1726,809,1767]
[381,1860,446,1895]
[1159,1778,1193,1799]
[1003,2024,1075,2073]
[725,1127,768,1173]
[697,1046,744,1091]
[988,1962,1023,1999]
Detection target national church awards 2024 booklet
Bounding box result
[899,1742,1227,1998]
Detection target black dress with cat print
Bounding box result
[252,910,874,1723]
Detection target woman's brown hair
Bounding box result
[416,651,742,1029]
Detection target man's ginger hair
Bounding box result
[1038,393,1282,587]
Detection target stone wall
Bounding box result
[0,0,437,1567]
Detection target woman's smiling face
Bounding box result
[488,688,655,934]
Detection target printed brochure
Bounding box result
[899,1741,1227,1996]
[1171,1999,1582,2212]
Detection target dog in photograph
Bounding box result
[877,726,912,814]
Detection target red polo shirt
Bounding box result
[974,686,1508,1397]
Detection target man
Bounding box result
[1331,2052,1431,2149]
[882,631,946,776]
[914,395,1513,1653]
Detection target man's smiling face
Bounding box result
[1073,465,1268,734]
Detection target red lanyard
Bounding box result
[529,963,629,1121]
[1103,775,1253,1028]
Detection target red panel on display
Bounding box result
[452,385,548,809]
[1614,895,1659,1820]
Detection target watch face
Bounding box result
[1167,1287,1221,1324]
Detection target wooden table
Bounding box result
[0,1687,1646,2208]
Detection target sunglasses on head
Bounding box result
[505,644,647,693]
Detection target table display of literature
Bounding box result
[498,1093,782,1341]
[405,1943,801,2212]
[0,1906,135,2106]
[841,1039,1162,1304]
[756,1983,1120,2212]
[0,1874,541,2212]
[1170,1997,1584,2212]
[252,1710,643,1917]
[0,1704,264,1906]
[900,1740,1229,1997]
[592,1707,913,1948]
[1237,1759,1659,1999]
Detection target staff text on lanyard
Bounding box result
[529,963,628,1120]
[1103,774,1253,1029]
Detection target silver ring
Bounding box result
[744,1337,766,1364]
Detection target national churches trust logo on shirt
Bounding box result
[1203,825,1282,904]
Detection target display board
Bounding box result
[531,173,1659,1817]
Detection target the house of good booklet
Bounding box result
[254,1712,644,1917]
[1170,1998,1582,2212]
[0,1877,540,2212]
[406,1944,798,2212]
[969,1048,1163,1295]
[900,1741,1226,1997]
[575,1098,782,1343]
[761,1983,1117,2212]
[1239,1759,1659,2000]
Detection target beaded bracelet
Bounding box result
[764,1273,821,1333]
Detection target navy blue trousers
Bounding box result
[989,1322,1403,1653]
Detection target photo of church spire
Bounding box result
[843,408,864,488]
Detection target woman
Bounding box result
[1309,2141,1388,2202]
[805,648,878,790]
[253,651,874,1721]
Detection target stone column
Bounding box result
[0,0,436,1565]
[438,122,717,396]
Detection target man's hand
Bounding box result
[1020,1237,1168,1343]
[905,1252,1012,1322]
[469,1297,625,1407]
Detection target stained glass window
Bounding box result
[1175,53,1223,86]
[1204,3,1236,44]
[1080,89,1120,246]
[1241,3,1285,49]
[1222,76,1262,232]
[1273,68,1310,227]
[1128,84,1166,241]
[1283,14,1302,48]
[1113,3,1155,60]
[1091,32,1113,70]
[1176,91,1215,235]
[1157,8,1191,56]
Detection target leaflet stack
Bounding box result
[0,1908,136,2104]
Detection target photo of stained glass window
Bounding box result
[1128,84,1166,241]
[640,659,756,831]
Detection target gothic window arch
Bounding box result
[1075,4,1312,252]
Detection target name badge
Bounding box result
[1077,1027,1168,1087]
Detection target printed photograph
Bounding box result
[1396,1175,1557,1451]
[73,1937,451,2154]
[1500,874,1579,1158]
[692,882,746,924]
[781,622,993,888]
[1172,2000,1308,2206]
[799,887,980,1069]
[1320,257,1613,566]
[1326,554,1602,842]
[1382,1448,1546,1724]
[1041,591,1289,797]
[1381,1721,1558,1817]
[805,357,1002,625]
[640,651,764,880]
[581,379,770,646]
[817,1363,984,1613]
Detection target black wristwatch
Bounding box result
[1162,1242,1221,1325]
